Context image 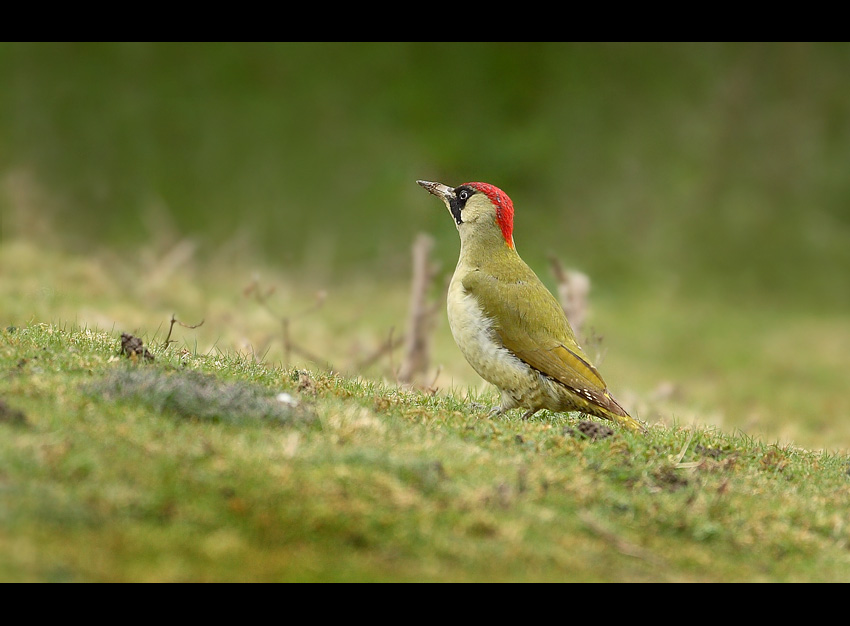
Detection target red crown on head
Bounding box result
[463,182,515,247]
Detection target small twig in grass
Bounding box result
[246,278,331,369]
[356,326,405,371]
[162,314,204,348]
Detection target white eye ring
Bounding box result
[459,190,469,201]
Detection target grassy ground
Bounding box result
[2,241,850,582]
[4,43,850,582]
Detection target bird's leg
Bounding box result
[521,409,538,420]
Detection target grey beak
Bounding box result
[416,180,455,200]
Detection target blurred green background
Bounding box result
[2,41,849,307]
[2,42,849,448]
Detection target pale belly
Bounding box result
[446,276,548,410]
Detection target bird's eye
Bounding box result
[458,190,469,201]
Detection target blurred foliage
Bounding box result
[1,42,849,309]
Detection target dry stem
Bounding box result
[398,233,440,383]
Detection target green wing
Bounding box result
[462,267,629,418]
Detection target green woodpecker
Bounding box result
[417,179,645,433]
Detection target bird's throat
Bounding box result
[458,229,521,275]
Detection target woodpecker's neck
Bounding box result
[457,222,522,276]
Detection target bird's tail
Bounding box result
[595,393,647,433]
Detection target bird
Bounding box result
[416,179,645,433]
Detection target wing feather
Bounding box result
[462,268,628,417]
